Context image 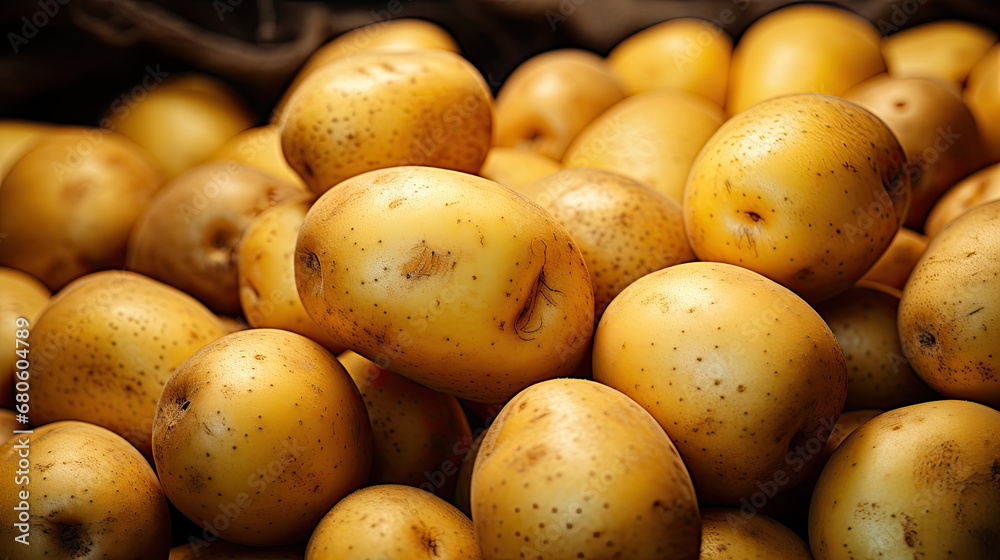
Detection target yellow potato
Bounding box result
[528,168,695,315]
[493,49,625,160]
[845,75,987,229]
[29,270,227,457]
[727,4,885,115]
[169,542,304,560]
[127,161,307,315]
[858,227,928,289]
[809,401,1000,560]
[152,329,372,546]
[0,421,171,559]
[898,200,1000,407]
[211,125,306,189]
[684,93,910,303]
[924,162,1000,237]
[815,285,936,410]
[471,378,701,559]
[105,73,255,179]
[0,409,23,443]
[882,20,997,88]
[280,50,493,195]
[306,484,481,559]
[0,268,49,407]
[477,146,561,191]
[593,261,847,505]
[237,200,345,353]
[0,119,52,182]
[295,166,594,403]
[699,509,811,560]
[0,127,163,290]
[562,90,724,202]
[965,44,1000,162]
[607,18,732,106]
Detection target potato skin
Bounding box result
[965,44,1000,162]
[924,163,1000,237]
[478,147,561,191]
[858,227,928,290]
[306,484,481,559]
[699,509,811,560]
[0,268,49,406]
[0,421,171,559]
[882,21,997,88]
[809,400,1000,560]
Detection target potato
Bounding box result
[211,125,307,189]
[684,93,910,303]
[858,227,928,289]
[169,542,305,559]
[0,420,171,558]
[0,268,49,406]
[815,285,936,410]
[966,44,1000,162]
[478,146,561,191]
[0,409,23,442]
[105,73,254,179]
[845,75,987,229]
[295,166,594,403]
[237,200,345,352]
[471,378,701,559]
[0,119,52,182]
[562,90,724,203]
[127,161,307,315]
[607,18,732,106]
[0,127,163,290]
[306,484,481,559]
[898,200,1000,407]
[882,20,997,89]
[338,350,472,500]
[29,270,227,457]
[809,400,1000,559]
[527,168,695,315]
[152,329,372,546]
[493,49,625,161]
[280,50,492,195]
[699,509,811,560]
[924,163,1000,237]
[593,261,847,505]
[726,4,885,115]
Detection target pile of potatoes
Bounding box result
[1,5,999,559]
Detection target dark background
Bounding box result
[1,0,998,125]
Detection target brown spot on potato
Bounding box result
[402,244,450,278]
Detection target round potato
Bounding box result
[478,147,562,191]
[295,166,594,403]
[211,125,306,189]
[882,20,997,89]
[607,18,732,106]
[684,93,910,303]
[563,90,724,203]
[809,400,1000,560]
[127,161,307,315]
[699,509,811,560]
[0,127,163,290]
[152,329,372,546]
[29,270,227,457]
[898,200,1000,407]
[0,268,49,406]
[593,261,847,505]
[965,44,1000,162]
[858,227,928,290]
[493,49,625,161]
[306,485,481,559]
[0,421,171,559]
[0,119,52,182]
[280,49,492,195]
[924,163,1000,237]
[471,378,701,559]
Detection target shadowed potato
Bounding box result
[0,119,53,182]
[858,228,928,289]
[965,44,1000,162]
[169,542,305,559]
[699,509,811,559]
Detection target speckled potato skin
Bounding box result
[0,268,49,407]
[478,147,562,191]
[924,163,1000,237]
[28,270,226,457]
[882,21,997,89]
[295,166,595,403]
[0,127,163,290]
[809,401,1000,560]
[279,49,493,195]
[237,201,345,353]
[338,350,472,500]
[858,227,928,290]
[306,484,481,559]
[493,49,625,161]
[593,261,847,505]
[529,168,695,315]
[699,509,811,560]
[471,378,701,559]
[169,542,305,559]
[684,93,910,303]
[152,329,372,546]
[0,421,171,559]
[562,90,724,203]
[816,285,936,410]
[898,200,1000,407]
[127,161,307,315]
